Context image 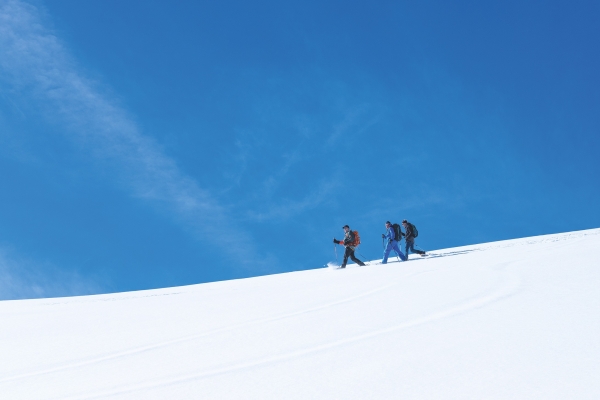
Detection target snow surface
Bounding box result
[1,229,599,399]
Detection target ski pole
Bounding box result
[354,244,369,262]
[357,248,368,261]
[334,242,339,264]
[414,243,427,254]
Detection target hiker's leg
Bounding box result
[382,241,393,264]
[392,241,407,261]
[407,240,423,255]
[349,249,365,266]
[342,246,351,267]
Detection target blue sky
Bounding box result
[1,0,598,299]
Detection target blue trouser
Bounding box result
[405,239,425,256]
[382,240,406,263]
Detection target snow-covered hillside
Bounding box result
[1,229,599,399]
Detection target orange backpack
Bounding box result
[351,230,361,247]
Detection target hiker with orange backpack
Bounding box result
[333,225,366,268]
[381,221,407,264]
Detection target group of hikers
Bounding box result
[333,220,426,269]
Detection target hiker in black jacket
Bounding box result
[402,219,426,257]
[333,225,366,268]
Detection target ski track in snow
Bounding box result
[4,230,589,386]
[58,262,523,400]
[2,228,599,399]
[0,269,435,384]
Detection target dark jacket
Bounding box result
[342,230,356,248]
[404,223,415,241]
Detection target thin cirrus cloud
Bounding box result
[0,247,103,300]
[0,0,268,272]
[246,176,341,222]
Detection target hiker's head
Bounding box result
[385,221,391,228]
[342,225,350,232]
[402,219,408,226]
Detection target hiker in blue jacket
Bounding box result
[382,221,406,264]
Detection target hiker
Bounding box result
[381,221,406,263]
[333,225,366,268]
[402,219,426,257]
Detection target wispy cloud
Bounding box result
[246,176,341,222]
[229,103,384,222]
[0,246,104,300]
[0,0,270,273]
[325,104,379,146]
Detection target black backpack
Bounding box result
[409,222,419,238]
[392,223,403,241]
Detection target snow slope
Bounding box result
[1,229,599,399]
